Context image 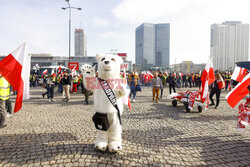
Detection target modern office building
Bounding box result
[136,23,170,69]
[75,28,87,57]
[210,21,249,71]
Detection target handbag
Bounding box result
[92,112,110,131]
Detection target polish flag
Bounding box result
[231,66,248,82]
[225,73,250,108]
[217,80,225,89]
[51,69,56,77]
[42,69,48,77]
[147,71,154,81]
[164,71,168,76]
[72,65,77,76]
[0,44,30,113]
[122,68,132,112]
[200,57,215,103]
[58,65,62,74]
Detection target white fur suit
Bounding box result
[93,53,129,152]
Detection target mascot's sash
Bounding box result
[98,78,122,125]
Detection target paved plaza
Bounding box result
[0,86,250,167]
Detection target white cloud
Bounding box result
[99,31,117,39]
[112,0,198,24]
[92,17,110,27]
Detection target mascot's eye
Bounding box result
[111,58,116,61]
[101,58,105,61]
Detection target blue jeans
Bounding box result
[58,83,63,93]
[129,85,136,99]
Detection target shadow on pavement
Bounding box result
[0,133,87,165]
[168,135,250,165]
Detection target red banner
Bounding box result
[117,53,127,60]
[68,62,79,71]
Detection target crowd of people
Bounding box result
[38,71,84,102]
[127,70,236,109]
[29,70,236,106]
[0,69,236,129]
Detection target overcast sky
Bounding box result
[0,0,249,64]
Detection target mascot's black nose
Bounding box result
[104,61,110,65]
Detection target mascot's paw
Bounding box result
[108,141,122,153]
[94,141,108,152]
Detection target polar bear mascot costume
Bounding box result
[80,64,95,104]
[92,53,129,152]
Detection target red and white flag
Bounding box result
[72,65,77,76]
[42,69,48,77]
[225,73,250,108]
[231,66,248,82]
[51,69,56,77]
[200,57,215,103]
[146,71,154,82]
[0,43,30,113]
[58,65,62,74]
[217,80,225,89]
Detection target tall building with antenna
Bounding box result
[75,28,87,57]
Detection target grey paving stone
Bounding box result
[0,87,249,167]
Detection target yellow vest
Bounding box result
[0,77,10,100]
[73,77,78,83]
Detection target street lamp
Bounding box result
[62,0,81,66]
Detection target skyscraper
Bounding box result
[210,21,249,71]
[75,28,87,57]
[136,23,170,69]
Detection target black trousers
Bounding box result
[160,88,163,98]
[225,81,230,90]
[5,99,12,115]
[169,85,176,94]
[209,89,221,107]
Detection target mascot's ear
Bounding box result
[96,53,104,62]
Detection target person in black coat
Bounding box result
[209,73,224,109]
[61,72,71,101]
[182,74,186,87]
[166,73,176,94]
